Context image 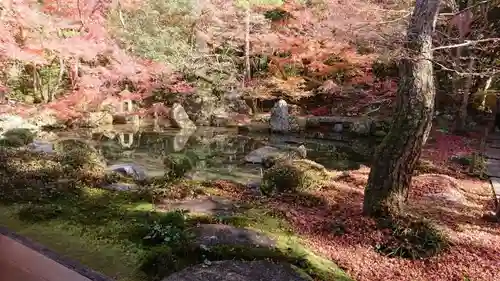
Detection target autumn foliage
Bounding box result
[0,0,181,119]
[0,0,408,121]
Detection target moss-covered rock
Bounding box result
[261,159,331,195]
[261,145,307,169]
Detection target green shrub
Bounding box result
[264,8,292,22]
[55,139,106,182]
[261,159,331,195]
[0,128,35,147]
[17,204,64,222]
[375,215,449,259]
[163,153,194,179]
[140,210,193,247]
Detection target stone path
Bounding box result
[484,132,500,205]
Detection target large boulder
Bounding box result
[170,103,197,129]
[180,93,219,126]
[270,99,290,133]
[193,224,276,249]
[261,159,331,195]
[161,260,311,281]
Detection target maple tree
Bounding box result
[0,0,179,120]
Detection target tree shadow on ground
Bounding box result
[0,149,353,281]
[206,167,500,280]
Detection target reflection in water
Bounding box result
[49,127,375,184]
[118,133,135,148]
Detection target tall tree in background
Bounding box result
[363,0,442,217]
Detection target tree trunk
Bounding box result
[363,0,442,217]
[453,59,475,134]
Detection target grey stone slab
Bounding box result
[162,260,311,281]
[489,133,500,140]
[489,177,500,199]
[486,159,500,177]
[485,146,500,159]
[158,196,236,216]
[193,224,276,249]
[486,160,500,177]
[488,138,500,146]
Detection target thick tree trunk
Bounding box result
[363,0,442,217]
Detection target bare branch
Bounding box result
[430,59,500,77]
[440,0,495,17]
[431,38,500,51]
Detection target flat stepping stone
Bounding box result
[158,196,236,216]
[486,158,500,177]
[193,224,276,249]
[485,134,500,205]
[485,146,500,159]
[488,133,500,140]
[161,260,311,281]
[490,177,500,203]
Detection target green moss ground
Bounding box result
[0,148,352,281]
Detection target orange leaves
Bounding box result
[22,47,44,56]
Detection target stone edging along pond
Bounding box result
[238,115,392,140]
[0,226,115,281]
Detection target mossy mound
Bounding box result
[0,128,36,147]
[375,214,450,259]
[54,139,107,182]
[261,159,332,195]
[0,139,108,197]
[0,149,72,204]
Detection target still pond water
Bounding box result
[36,125,376,185]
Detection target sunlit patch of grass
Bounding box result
[0,206,146,281]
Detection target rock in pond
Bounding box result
[270,99,290,133]
[29,140,55,153]
[106,163,147,181]
[162,260,312,281]
[244,146,281,164]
